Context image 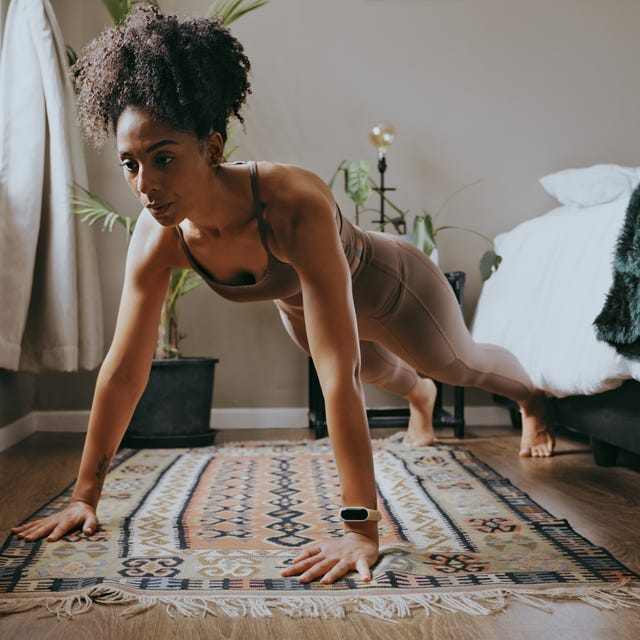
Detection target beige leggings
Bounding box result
[275,231,534,403]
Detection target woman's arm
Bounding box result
[12,211,172,542]
[270,169,379,584]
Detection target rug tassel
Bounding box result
[165,598,213,619]
[0,582,638,621]
[0,599,43,615]
[577,585,640,610]
[510,590,555,613]
[42,593,94,620]
[280,596,348,619]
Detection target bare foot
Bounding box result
[519,390,555,457]
[403,377,438,446]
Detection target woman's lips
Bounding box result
[147,202,171,217]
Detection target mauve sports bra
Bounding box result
[175,161,363,303]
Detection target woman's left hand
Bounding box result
[280,531,379,584]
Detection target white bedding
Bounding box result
[471,187,640,397]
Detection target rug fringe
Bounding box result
[1,582,639,621]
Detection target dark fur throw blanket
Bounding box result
[594,182,640,359]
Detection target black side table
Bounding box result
[308,271,466,439]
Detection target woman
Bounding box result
[12,6,553,584]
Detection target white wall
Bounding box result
[46,0,640,410]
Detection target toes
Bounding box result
[520,441,555,458]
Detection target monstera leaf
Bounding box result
[344,160,373,207]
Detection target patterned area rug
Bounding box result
[1,437,638,620]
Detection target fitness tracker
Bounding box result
[338,506,382,522]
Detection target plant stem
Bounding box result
[327,161,347,189]
[436,224,494,247]
[432,179,483,224]
[367,177,409,219]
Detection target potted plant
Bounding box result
[74,188,220,447]
[329,159,502,282]
[72,0,268,446]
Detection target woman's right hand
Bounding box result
[11,499,99,542]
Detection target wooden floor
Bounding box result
[0,425,639,640]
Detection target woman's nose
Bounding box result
[136,167,158,196]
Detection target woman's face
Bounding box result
[115,107,221,226]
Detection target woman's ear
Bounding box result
[206,132,225,169]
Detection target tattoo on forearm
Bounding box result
[96,451,114,492]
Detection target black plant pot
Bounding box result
[121,357,219,448]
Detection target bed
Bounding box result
[471,164,640,466]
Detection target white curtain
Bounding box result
[0,0,103,372]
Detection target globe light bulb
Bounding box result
[368,121,396,158]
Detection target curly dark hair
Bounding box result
[71,4,251,146]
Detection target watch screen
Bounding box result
[341,508,367,521]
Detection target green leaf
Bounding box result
[101,1,160,25]
[66,45,78,67]
[413,214,437,256]
[344,160,372,207]
[223,144,240,161]
[101,0,132,25]
[178,271,204,298]
[479,249,502,282]
[388,216,406,235]
[206,0,269,25]
[165,268,203,316]
[72,184,136,239]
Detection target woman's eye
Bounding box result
[119,159,137,173]
[156,155,175,167]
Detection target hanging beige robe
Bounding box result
[0,0,103,372]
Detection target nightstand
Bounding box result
[308,271,466,439]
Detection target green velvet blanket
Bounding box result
[594,183,640,359]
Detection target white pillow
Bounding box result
[540,163,640,207]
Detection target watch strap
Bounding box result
[339,506,382,522]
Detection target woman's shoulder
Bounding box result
[251,162,338,259]
[128,209,187,272]
[254,161,333,210]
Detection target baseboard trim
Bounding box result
[465,405,512,427]
[0,414,36,452]
[33,411,92,433]
[211,408,308,430]
[0,405,511,451]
